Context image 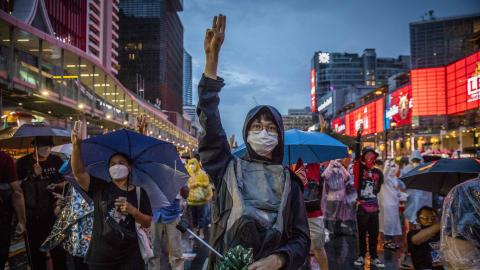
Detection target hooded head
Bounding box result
[362,147,378,169]
[384,161,400,178]
[242,106,284,165]
[410,150,423,165]
[186,158,201,175]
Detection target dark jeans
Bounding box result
[357,210,379,259]
[26,215,66,270]
[66,254,89,270]
[0,200,13,269]
[189,204,207,229]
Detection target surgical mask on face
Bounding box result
[37,146,51,158]
[109,164,129,180]
[247,129,278,157]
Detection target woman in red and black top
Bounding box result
[352,125,385,268]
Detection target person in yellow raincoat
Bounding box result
[186,158,212,239]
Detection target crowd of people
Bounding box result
[0,13,479,270]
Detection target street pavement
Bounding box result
[185,233,404,270]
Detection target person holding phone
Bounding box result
[70,121,152,270]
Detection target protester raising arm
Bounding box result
[71,120,90,191]
[197,14,232,189]
[353,124,363,189]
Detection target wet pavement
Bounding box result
[323,235,402,270]
[185,233,405,270]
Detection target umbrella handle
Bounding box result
[35,145,39,165]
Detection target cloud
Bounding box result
[181,0,480,144]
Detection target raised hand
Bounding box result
[71,120,84,146]
[137,114,148,135]
[204,14,226,79]
[357,123,364,136]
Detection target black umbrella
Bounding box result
[0,124,70,149]
[400,158,480,196]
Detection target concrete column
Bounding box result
[37,40,43,91]
[76,57,81,102]
[7,25,15,90]
[114,84,118,118]
[60,48,65,100]
[91,65,96,114]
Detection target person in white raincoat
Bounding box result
[401,150,432,225]
[379,160,405,250]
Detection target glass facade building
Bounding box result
[311,49,410,118]
[183,49,192,106]
[410,13,480,68]
[117,0,184,114]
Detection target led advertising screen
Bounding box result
[345,98,384,136]
[385,84,412,128]
[310,69,317,112]
[446,51,480,115]
[331,117,345,134]
[411,67,446,116]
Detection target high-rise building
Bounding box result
[282,107,314,131]
[410,13,480,68]
[0,0,198,152]
[10,0,119,74]
[117,0,184,115]
[310,49,410,118]
[183,49,193,106]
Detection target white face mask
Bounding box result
[247,129,278,158]
[37,146,51,158]
[109,164,129,180]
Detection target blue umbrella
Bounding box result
[68,129,189,208]
[233,129,348,165]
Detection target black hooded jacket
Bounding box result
[197,75,310,270]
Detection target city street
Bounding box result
[0,1,479,270]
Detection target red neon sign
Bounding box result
[345,99,384,136]
[310,69,317,112]
[387,84,412,127]
[411,67,446,116]
[331,117,345,134]
[446,51,480,114]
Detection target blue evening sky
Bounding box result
[180,0,480,143]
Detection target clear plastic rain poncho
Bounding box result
[441,177,480,270]
[378,160,403,236]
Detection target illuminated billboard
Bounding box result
[331,117,345,134]
[446,51,480,115]
[310,69,317,112]
[386,84,412,128]
[411,67,446,116]
[345,98,384,136]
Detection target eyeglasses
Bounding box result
[250,123,278,135]
[419,215,437,221]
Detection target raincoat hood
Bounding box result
[186,158,201,175]
[409,150,423,163]
[242,105,284,165]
